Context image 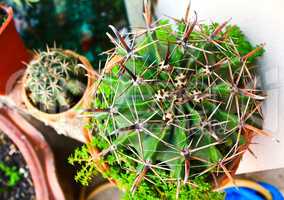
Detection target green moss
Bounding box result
[69,140,225,200]
[0,162,21,188]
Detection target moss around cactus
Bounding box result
[0,162,21,189]
[69,3,265,199]
[25,48,88,113]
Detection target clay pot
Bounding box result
[0,5,31,95]
[215,128,254,188]
[0,106,65,200]
[22,49,98,142]
[80,182,122,200]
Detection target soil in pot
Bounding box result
[0,131,35,200]
[0,8,7,27]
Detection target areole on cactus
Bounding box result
[24,47,88,114]
[69,1,266,199]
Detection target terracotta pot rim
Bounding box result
[0,108,49,199]
[0,5,13,35]
[214,128,254,187]
[23,49,97,119]
[8,107,66,200]
[80,182,118,200]
[0,107,66,200]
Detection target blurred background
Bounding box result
[1,0,128,66]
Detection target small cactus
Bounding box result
[70,2,266,199]
[25,48,88,113]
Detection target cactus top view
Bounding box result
[24,48,88,114]
[69,1,267,199]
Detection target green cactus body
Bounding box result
[70,8,265,200]
[25,48,88,113]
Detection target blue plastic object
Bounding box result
[225,182,284,200]
[259,182,284,200]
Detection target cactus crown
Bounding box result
[70,3,265,199]
[25,48,88,113]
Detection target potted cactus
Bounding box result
[0,4,31,95]
[22,48,97,142]
[69,2,267,199]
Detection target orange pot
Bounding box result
[0,106,65,200]
[0,5,31,95]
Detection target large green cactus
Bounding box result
[70,3,265,199]
[25,48,88,113]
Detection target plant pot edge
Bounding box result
[0,4,12,34]
[0,4,31,95]
[0,106,65,200]
[79,182,119,200]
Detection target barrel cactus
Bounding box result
[69,2,266,199]
[25,48,88,113]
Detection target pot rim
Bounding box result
[81,182,119,200]
[0,4,13,35]
[0,108,49,199]
[0,106,66,200]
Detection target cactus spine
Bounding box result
[70,2,266,199]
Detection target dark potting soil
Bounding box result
[0,131,35,200]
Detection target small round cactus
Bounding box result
[25,48,88,113]
[70,2,266,199]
